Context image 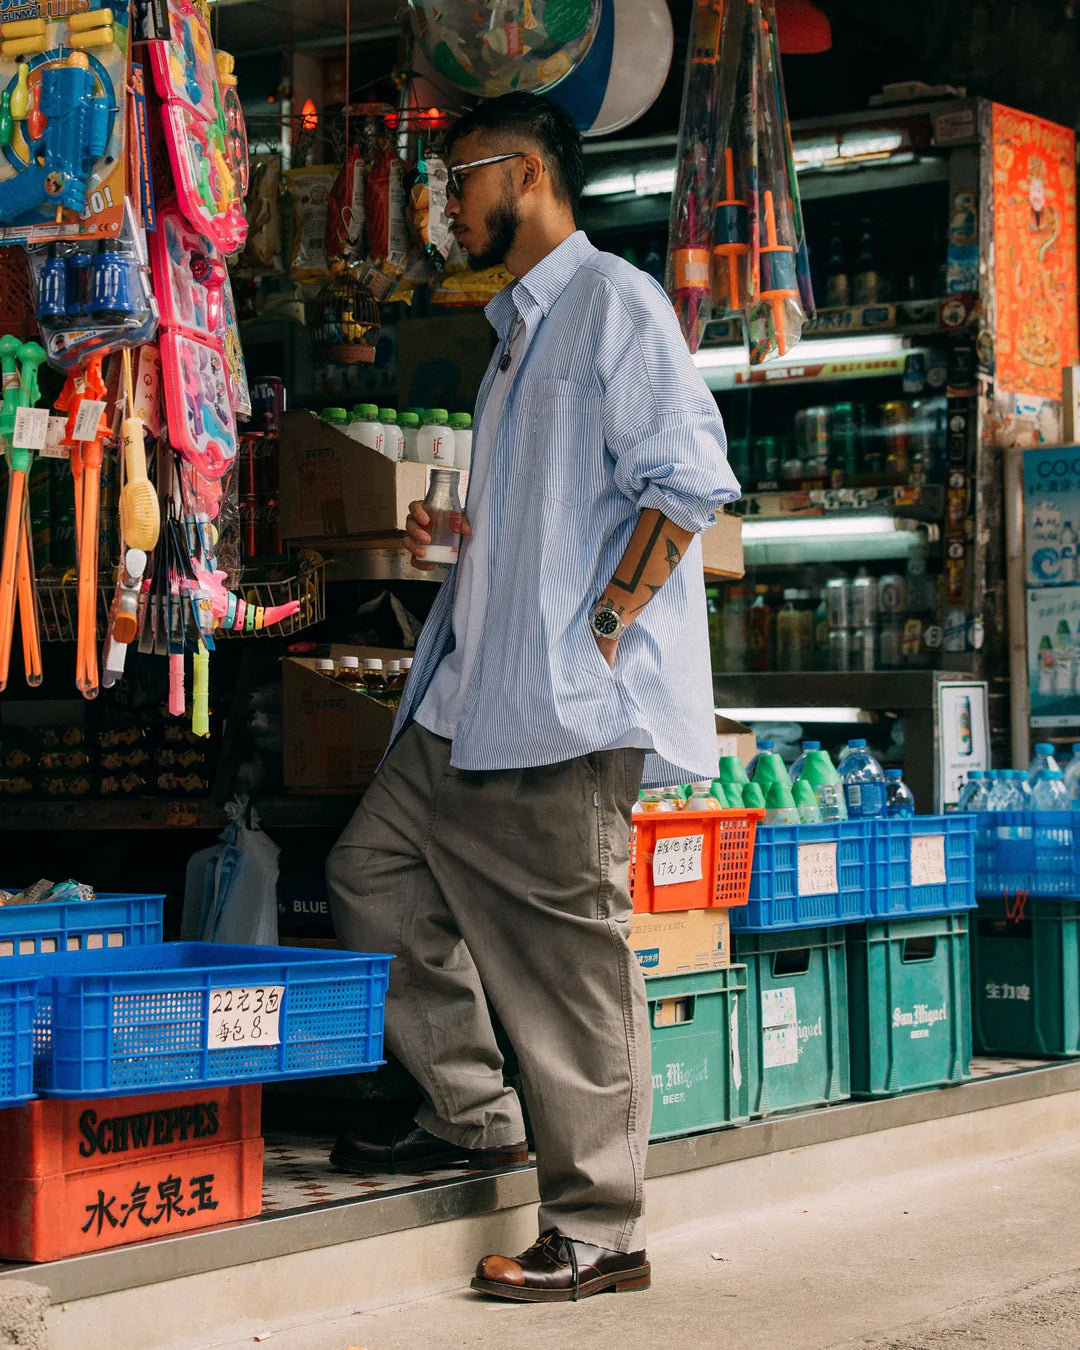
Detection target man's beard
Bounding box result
[466,190,521,271]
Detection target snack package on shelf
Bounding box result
[284,165,336,282]
[241,154,283,272]
[325,144,366,273]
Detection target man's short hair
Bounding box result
[446,92,585,220]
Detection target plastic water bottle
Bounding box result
[1010,769,1033,805]
[379,408,404,461]
[837,738,887,818]
[885,768,915,817]
[1031,769,1071,810]
[789,740,821,782]
[417,409,455,466]
[348,403,383,452]
[752,748,788,787]
[797,749,848,822]
[1028,741,1060,785]
[400,411,421,461]
[793,777,822,823]
[746,740,774,780]
[1063,745,1080,800]
[957,769,987,811]
[764,779,801,825]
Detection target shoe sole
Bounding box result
[329,1145,530,1176]
[470,1264,651,1302]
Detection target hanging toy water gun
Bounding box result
[711,147,750,313]
[0,337,47,691]
[101,546,148,689]
[0,53,112,226]
[758,188,799,357]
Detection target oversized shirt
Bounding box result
[393,230,740,787]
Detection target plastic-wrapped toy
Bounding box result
[148,0,247,253]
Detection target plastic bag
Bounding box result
[407,143,453,273]
[285,166,338,281]
[357,143,410,301]
[325,144,366,271]
[182,797,279,944]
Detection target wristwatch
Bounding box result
[589,599,627,641]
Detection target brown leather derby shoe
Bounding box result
[330,1123,528,1175]
[471,1228,650,1302]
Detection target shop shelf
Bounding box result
[973,811,1080,898]
[732,819,874,931]
[735,927,850,1117]
[866,816,976,917]
[647,966,750,1139]
[0,974,36,1107]
[846,914,972,1098]
[630,808,763,914]
[971,898,1080,1058]
[0,892,164,957]
[10,942,391,1098]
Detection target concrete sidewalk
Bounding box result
[195,1130,1080,1350]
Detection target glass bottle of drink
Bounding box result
[722,586,747,669]
[422,469,464,564]
[825,224,851,307]
[335,655,365,690]
[748,586,775,672]
[313,658,335,677]
[854,223,880,304]
[386,660,408,703]
[362,658,387,701]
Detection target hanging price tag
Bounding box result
[39,415,70,459]
[911,834,947,887]
[798,842,839,896]
[652,833,704,886]
[12,405,49,451]
[206,985,283,1048]
[72,399,107,442]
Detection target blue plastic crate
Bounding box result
[732,820,874,931]
[10,942,391,1098]
[973,811,1080,898]
[0,893,164,957]
[0,975,36,1107]
[867,816,976,917]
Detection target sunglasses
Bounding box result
[446,152,528,199]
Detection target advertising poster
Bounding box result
[937,681,989,809]
[1023,446,1080,726]
[1027,586,1080,727]
[992,104,1078,402]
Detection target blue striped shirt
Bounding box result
[392,230,740,787]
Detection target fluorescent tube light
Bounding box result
[717,707,871,724]
[741,516,902,543]
[692,333,909,373]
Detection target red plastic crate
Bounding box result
[0,1085,263,1263]
[629,808,764,914]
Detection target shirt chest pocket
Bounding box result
[523,377,610,507]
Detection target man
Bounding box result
[326,92,739,1303]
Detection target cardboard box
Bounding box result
[282,645,408,791]
[278,412,430,542]
[630,907,731,977]
[701,512,744,578]
[715,714,757,767]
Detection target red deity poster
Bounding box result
[992,103,1079,401]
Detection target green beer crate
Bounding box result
[647,966,750,1139]
[735,927,850,1117]
[846,914,972,1098]
[971,898,1080,1057]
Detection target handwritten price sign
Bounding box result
[206,985,284,1049]
[911,834,947,887]
[797,842,839,896]
[652,834,705,886]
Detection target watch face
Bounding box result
[593,607,621,638]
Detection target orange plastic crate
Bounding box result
[0,1085,263,1263]
[629,808,764,915]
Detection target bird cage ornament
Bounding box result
[310,271,382,363]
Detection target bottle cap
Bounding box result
[321,407,348,423]
[423,408,449,424]
[352,403,379,419]
[803,741,821,751]
[339,656,359,669]
[363,658,384,670]
[378,408,397,422]
[386,660,400,673]
[848,738,867,748]
[1073,744,1080,753]
[885,769,903,779]
[1035,743,1055,754]
[968,770,983,779]
[399,412,420,428]
[400,657,413,669]
[314,659,334,672]
[757,740,774,750]
[449,413,473,428]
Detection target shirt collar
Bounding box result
[484,230,595,340]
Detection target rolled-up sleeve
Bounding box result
[598,272,741,534]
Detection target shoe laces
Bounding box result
[530,1229,580,1301]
